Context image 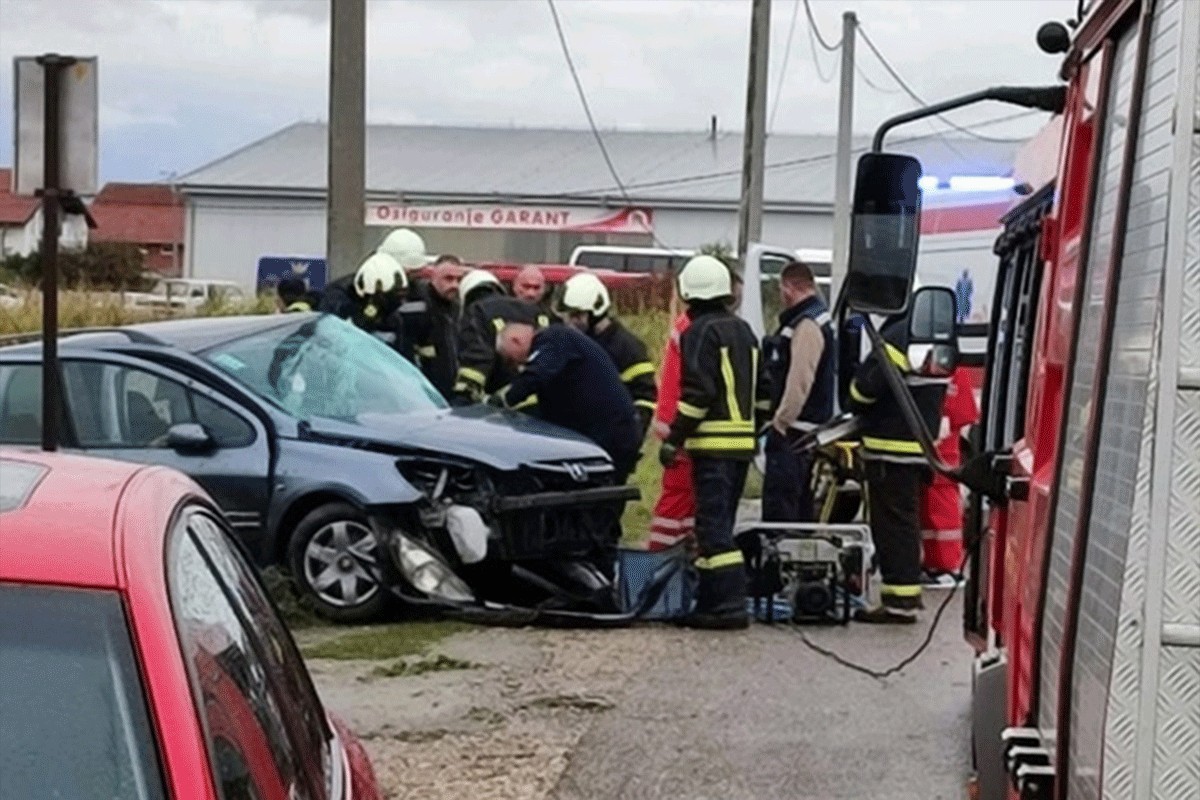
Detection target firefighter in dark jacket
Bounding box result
[276,278,315,313]
[558,272,658,439]
[493,320,642,483]
[846,315,948,624]
[454,269,548,405]
[317,253,410,355]
[660,255,770,630]
[402,255,464,397]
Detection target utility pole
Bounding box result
[736,0,771,266]
[326,0,366,279]
[830,11,856,309]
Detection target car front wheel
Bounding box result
[288,502,390,623]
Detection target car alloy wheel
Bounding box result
[303,520,381,609]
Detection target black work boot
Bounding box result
[681,566,750,630]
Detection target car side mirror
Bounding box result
[908,286,959,375]
[166,423,213,454]
[843,152,924,316]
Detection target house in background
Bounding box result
[0,169,184,275]
[0,168,41,257]
[89,183,184,276]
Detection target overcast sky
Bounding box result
[0,0,1076,184]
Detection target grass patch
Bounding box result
[368,654,477,679]
[261,567,327,630]
[301,620,469,661]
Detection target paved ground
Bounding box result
[304,592,972,800]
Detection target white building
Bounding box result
[178,122,1022,291]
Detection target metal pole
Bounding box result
[830,12,856,314]
[37,53,73,453]
[326,0,366,280]
[736,0,770,266]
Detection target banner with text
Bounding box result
[366,203,653,234]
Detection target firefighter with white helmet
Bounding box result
[453,269,548,405]
[559,272,658,438]
[317,252,412,353]
[378,227,428,270]
[660,254,770,629]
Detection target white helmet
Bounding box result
[378,227,427,269]
[459,269,502,302]
[354,252,407,297]
[560,272,611,317]
[677,254,732,301]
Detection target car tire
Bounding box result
[288,502,390,624]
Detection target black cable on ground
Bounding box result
[778,552,970,680]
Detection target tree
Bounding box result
[1,242,149,290]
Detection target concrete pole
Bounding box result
[736,0,770,267]
[326,0,366,279]
[830,11,856,310]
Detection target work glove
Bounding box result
[658,442,679,469]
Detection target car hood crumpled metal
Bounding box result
[302,405,614,471]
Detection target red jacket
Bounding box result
[653,313,692,436]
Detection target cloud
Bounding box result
[0,0,1078,182]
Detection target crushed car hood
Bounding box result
[303,406,613,470]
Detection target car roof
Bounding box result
[0,448,151,589]
[0,313,307,356]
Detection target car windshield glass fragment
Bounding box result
[0,586,166,800]
[202,314,447,422]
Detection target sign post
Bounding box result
[15,53,98,452]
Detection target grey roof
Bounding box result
[180,122,1023,210]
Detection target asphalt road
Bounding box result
[550,593,973,800]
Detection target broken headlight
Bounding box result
[390,531,475,604]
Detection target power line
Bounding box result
[857,24,1033,145]
[545,0,686,253]
[804,5,836,84]
[769,0,803,132]
[802,0,841,51]
[856,62,902,95]
[563,109,1040,198]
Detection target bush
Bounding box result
[2,243,150,290]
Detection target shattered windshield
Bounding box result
[203,315,446,422]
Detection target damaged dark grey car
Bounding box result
[0,314,639,622]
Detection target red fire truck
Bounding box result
[833,1,1197,797]
[949,1,1200,798]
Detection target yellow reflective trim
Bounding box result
[285,301,312,313]
[457,367,487,386]
[621,361,656,383]
[513,394,538,410]
[881,584,923,597]
[634,399,658,411]
[849,382,876,405]
[416,345,436,358]
[862,436,923,454]
[696,550,745,570]
[492,318,506,333]
[719,346,743,423]
[537,314,550,328]
[677,402,707,419]
[884,343,910,370]
[754,400,771,410]
[684,436,756,451]
[695,420,755,434]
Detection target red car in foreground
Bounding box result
[0,448,382,800]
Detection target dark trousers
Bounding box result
[692,456,750,559]
[762,429,815,522]
[864,458,926,609]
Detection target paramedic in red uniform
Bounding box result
[920,365,980,586]
[648,309,695,551]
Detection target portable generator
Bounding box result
[735,522,875,625]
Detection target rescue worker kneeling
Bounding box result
[660,255,769,630]
[846,317,948,624]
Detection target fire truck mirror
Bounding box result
[844,152,924,317]
[908,286,957,344]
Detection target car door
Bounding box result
[168,507,341,800]
[58,353,273,544]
